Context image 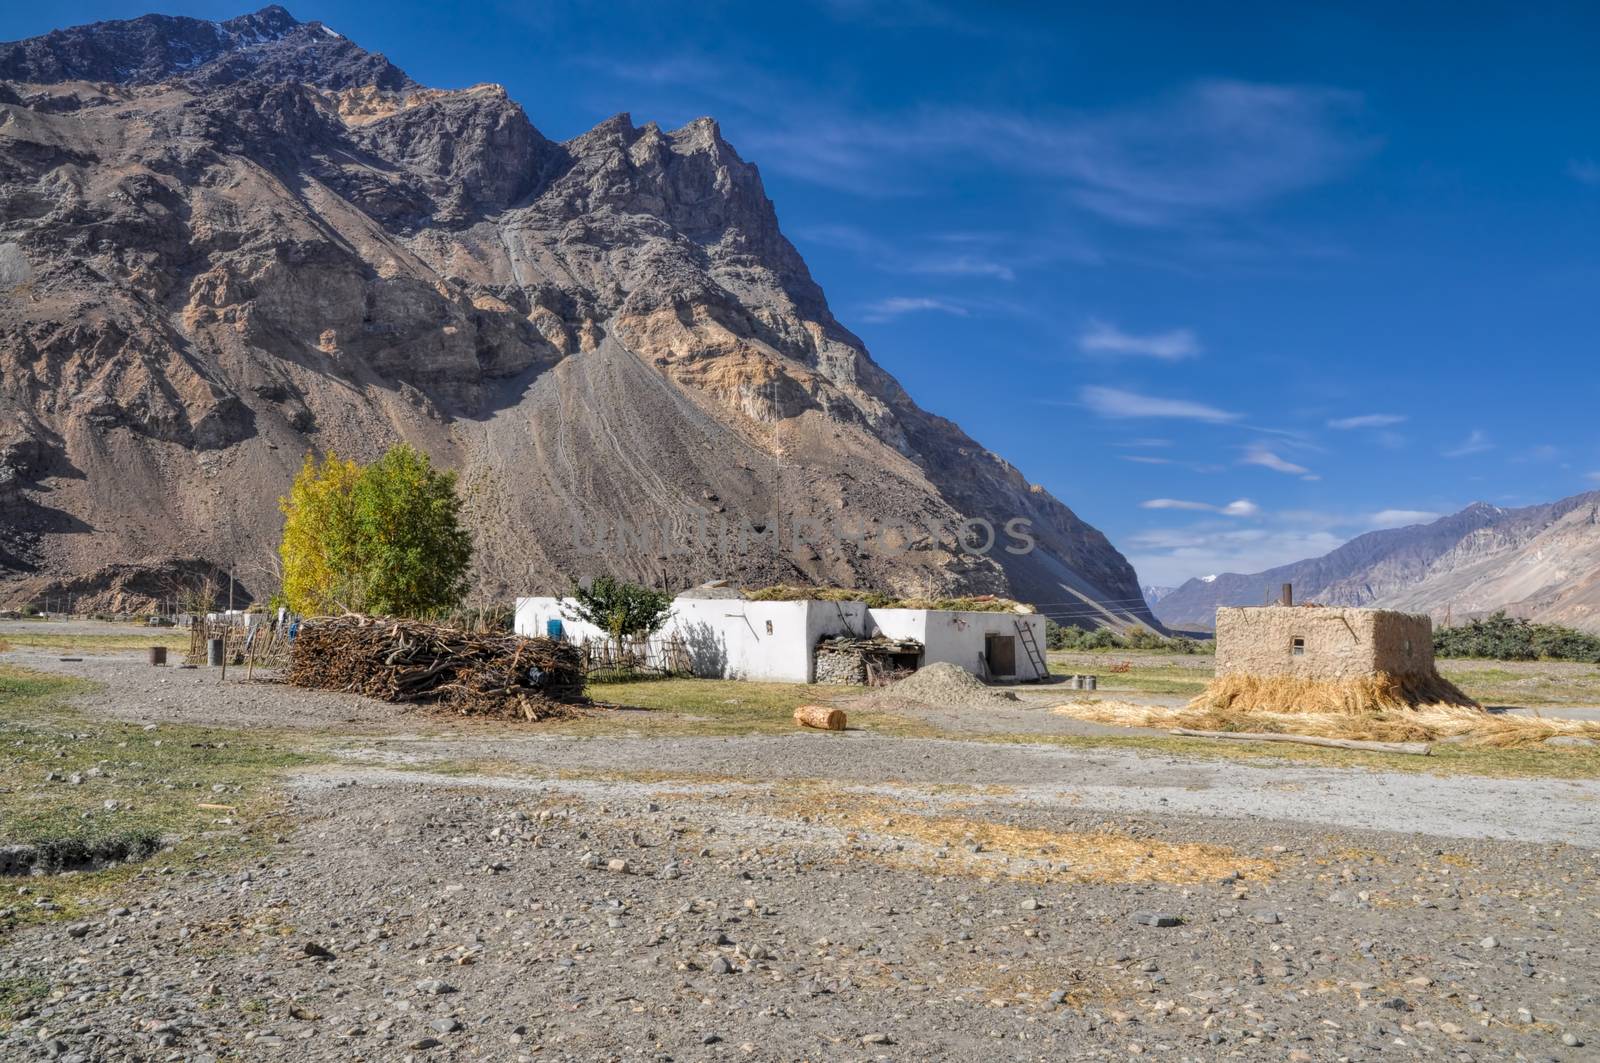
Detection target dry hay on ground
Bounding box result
[785,794,1274,885]
[850,661,1020,711]
[286,614,585,722]
[1051,699,1600,748]
[1194,672,1478,715]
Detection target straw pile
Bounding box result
[286,614,585,721]
[1192,672,1478,715]
[1052,698,1600,748]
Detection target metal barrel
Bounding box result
[1070,674,1084,690]
[206,638,224,667]
[148,646,167,666]
[1084,675,1098,691]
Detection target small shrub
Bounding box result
[1435,612,1600,662]
[1044,618,1215,655]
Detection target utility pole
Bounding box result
[228,569,235,613]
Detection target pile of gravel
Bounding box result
[877,662,1020,709]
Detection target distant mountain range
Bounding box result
[1153,492,1600,633]
[1141,584,1176,609]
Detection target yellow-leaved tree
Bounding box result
[278,451,363,614]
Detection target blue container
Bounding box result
[545,618,565,639]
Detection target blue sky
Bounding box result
[8,1,1599,586]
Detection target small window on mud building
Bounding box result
[1291,636,1305,656]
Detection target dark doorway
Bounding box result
[985,634,1017,677]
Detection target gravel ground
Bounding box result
[6,650,407,731]
[2,652,1598,1061]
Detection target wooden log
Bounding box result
[1169,728,1431,756]
[794,704,846,731]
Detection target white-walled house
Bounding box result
[513,594,1048,684]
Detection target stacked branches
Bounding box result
[286,615,585,721]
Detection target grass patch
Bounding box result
[1044,656,1210,697]
[566,677,936,737]
[1436,664,1600,707]
[0,632,188,653]
[0,975,49,1025]
[1044,652,1600,707]
[0,664,316,937]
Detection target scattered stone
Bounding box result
[1131,911,1182,928]
[414,979,457,995]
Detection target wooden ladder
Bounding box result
[1015,619,1049,680]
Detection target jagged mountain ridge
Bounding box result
[1153,493,1600,632]
[0,6,1155,624]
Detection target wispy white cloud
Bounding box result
[1078,320,1201,361]
[1241,445,1311,475]
[794,223,1028,281]
[1141,497,1260,516]
[1080,386,1240,423]
[1512,444,1564,463]
[1121,455,1175,465]
[1127,523,1346,588]
[1442,429,1493,458]
[623,65,1372,224]
[1568,159,1600,187]
[859,296,969,323]
[1367,509,1441,529]
[1140,498,1213,511]
[1327,412,1406,430]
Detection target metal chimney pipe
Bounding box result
[1281,583,1294,606]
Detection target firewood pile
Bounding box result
[285,615,586,721]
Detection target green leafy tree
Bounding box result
[349,445,473,617]
[566,577,675,645]
[277,445,472,617]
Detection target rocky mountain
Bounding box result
[1153,493,1600,633]
[0,6,1156,624]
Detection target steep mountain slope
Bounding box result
[1154,493,1600,632]
[0,6,1154,624]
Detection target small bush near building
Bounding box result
[1434,612,1600,662]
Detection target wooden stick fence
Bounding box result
[582,634,692,680]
